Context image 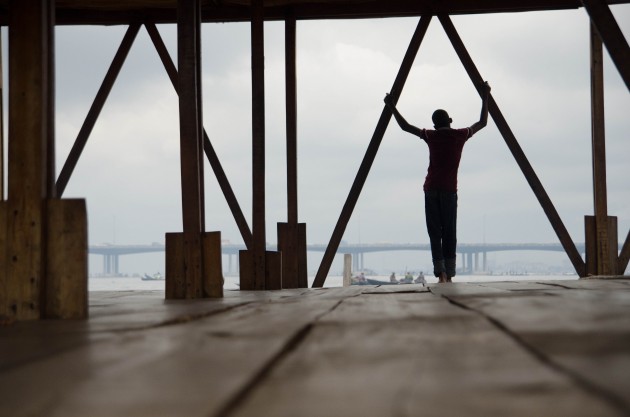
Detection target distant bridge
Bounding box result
[90,242,587,275]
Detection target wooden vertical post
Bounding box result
[286,15,298,226]
[0,28,4,202]
[2,0,52,320]
[587,23,616,276]
[278,15,308,289]
[165,0,224,299]
[241,0,281,290]
[250,0,267,290]
[46,0,55,199]
[1,0,84,320]
[178,0,203,238]
[313,16,432,288]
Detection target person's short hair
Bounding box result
[432,109,452,127]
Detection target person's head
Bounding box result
[432,109,452,128]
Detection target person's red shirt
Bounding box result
[419,127,472,192]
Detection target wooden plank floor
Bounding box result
[1,279,629,417]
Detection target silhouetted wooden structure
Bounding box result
[0,0,628,320]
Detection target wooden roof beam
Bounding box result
[0,0,628,26]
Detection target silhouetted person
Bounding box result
[384,82,491,283]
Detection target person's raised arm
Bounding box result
[469,81,491,135]
[384,94,424,138]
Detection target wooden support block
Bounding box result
[239,250,254,290]
[585,215,618,276]
[202,231,223,298]
[265,251,282,291]
[607,216,618,275]
[45,199,88,319]
[239,250,282,291]
[165,232,204,299]
[166,231,222,299]
[165,232,184,299]
[277,222,308,289]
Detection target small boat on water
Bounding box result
[351,271,425,286]
[366,278,398,286]
[142,272,164,281]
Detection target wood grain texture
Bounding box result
[5,0,53,320]
[202,231,224,298]
[1,280,629,416]
[45,199,88,319]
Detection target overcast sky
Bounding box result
[5,6,628,275]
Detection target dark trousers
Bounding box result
[424,190,458,266]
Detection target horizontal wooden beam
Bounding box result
[0,0,627,25]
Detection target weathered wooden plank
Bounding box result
[446,286,630,413]
[1,290,307,371]
[313,15,432,287]
[428,282,511,297]
[230,292,620,417]
[0,294,350,417]
[2,284,629,416]
[544,278,629,289]
[45,199,88,319]
[439,14,587,278]
[477,281,571,291]
[362,283,428,294]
